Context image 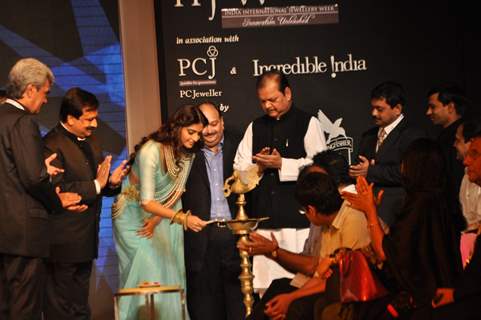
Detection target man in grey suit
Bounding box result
[349,81,424,226]
[0,58,84,320]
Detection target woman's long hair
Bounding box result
[393,138,462,302]
[127,105,207,167]
[401,138,466,233]
[401,138,446,194]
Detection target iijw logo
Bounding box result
[177,45,218,80]
[317,110,354,164]
[174,0,267,21]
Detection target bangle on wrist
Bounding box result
[170,209,191,231]
[183,210,191,231]
[170,209,182,225]
[109,180,121,188]
[368,220,379,228]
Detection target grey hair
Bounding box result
[6,58,55,99]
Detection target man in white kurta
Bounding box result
[234,70,326,290]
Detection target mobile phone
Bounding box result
[433,293,444,305]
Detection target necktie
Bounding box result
[376,128,386,152]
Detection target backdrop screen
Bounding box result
[155,0,465,161]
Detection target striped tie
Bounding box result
[376,128,386,152]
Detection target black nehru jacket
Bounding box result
[43,124,119,263]
[251,106,311,229]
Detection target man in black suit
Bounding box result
[0,87,6,103]
[43,87,128,319]
[426,84,467,194]
[426,84,468,232]
[182,102,244,320]
[349,81,423,226]
[0,58,84,320]
[433,127,481,319]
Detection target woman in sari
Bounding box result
[113,105,208,319]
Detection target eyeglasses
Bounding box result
[298,207,306,215]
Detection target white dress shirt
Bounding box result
[379,113,404,138]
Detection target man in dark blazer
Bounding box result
[433,130,481,318]
[426,84,468,232]
[182,102,244,320]
[0,58,83,320]
[349,82,424,226]
[42,87,127,319]
[0,87,6,103]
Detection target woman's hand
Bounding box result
[187,215,207,232]
[342,176,382,218]
[343,176,387,261]
[432,288,454,308]
[137,216,161,238]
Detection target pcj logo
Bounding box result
[178,45,218,80]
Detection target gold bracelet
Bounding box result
[169,209,192,231]
[183,210,191,231]
[368,221,379,228]
[170,209,183,225]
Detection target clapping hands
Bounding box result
[253,147,282,174]
[45,153,64,177]
[109,159,129,187]
[341,176,383,216]
[55,186,88,213]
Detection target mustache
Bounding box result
[203,132,217,137]
[86,127,96,131]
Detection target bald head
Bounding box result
[464,136,481,187]
[198,102,224,152]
